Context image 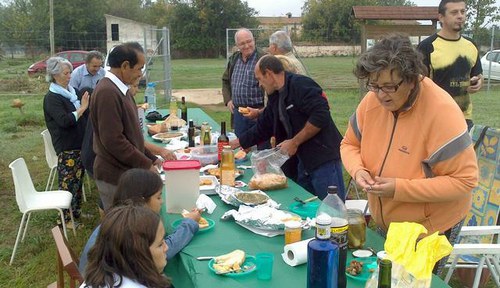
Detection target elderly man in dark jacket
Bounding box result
[229,55,345,200]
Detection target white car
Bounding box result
[481,49,500,80]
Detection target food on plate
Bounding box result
[248,173,287,190]
[200,178,213,186]
[147,123,167,135]
[346,259,374,276]
[280,216,302,222]
[234,192,269,205]
[182,209,209,229]
[212,249,246,274]
[163,114,187,127]
[238,107,250,114]
[234,150,246,160]
[153,132,183,141]
[206,168,242,179]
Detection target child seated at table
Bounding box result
[81,204,171,287]
[79,168,201,274]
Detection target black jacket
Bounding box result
[43,90,87,154]
[239,72,342,172]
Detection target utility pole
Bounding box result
[49,0,54,55]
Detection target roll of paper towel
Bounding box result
[281,238,314,266]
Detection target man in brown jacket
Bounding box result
[90,42,159,210]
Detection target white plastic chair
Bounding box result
[41,129,90,202]
[444,226,500,288]
[9,158,76,265]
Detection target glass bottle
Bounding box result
[181,96,188,122]
[200,122,209,146]
[307,214,339,288]
[378,259,392,288]
[169,95,178,117]
[188,119,195,147]
[220,145,235,186]
[217,121,229,161]
[203,126,212,146]
[316,186,348,288]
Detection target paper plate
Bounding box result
[171,218,215,233]
[345,256,378,282]
[208,255,257,277]
[289,201,320,219]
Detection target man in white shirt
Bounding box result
[70,51,105,90]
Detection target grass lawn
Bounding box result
[0,56,498,287]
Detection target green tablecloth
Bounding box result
[153,108,450,288]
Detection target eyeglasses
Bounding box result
[366,79,404,93]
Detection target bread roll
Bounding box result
[238,107,250,114]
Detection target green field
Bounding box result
[0,57,498,287]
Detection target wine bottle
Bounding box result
[378,259,392,288]
[217,121,229,161]
[188,120,195,147]
[181,96,188,122]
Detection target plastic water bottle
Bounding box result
[316,186,348,288]
[307,214,339,288]
[145,82,156,112]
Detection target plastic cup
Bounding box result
[256,252,274,280]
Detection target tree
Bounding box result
[466,0,499,40]
[151,0,258,57]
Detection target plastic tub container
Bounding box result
[190,145,219,166]
[163,160,201,213]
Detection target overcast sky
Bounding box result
[246,0,444,17]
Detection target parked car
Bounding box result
[481,49,500,80]
[27,50,89,77]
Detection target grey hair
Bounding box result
[86,50,104,63]
[45,56,73,83]
[269,31,293,53]
[234,28,254,44]
[353,33,426,84]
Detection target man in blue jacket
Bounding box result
[229,55,345,200]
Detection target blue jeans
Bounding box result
[297,159,346,201]
[233,108,270,150]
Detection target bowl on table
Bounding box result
[190,145,219,166]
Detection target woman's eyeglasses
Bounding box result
[366,79,404,93]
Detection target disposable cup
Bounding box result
[256,252,274,280]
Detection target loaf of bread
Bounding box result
[248,173,287,190]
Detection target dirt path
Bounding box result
[172,88,223,105]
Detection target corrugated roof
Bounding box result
[352,6,438,21]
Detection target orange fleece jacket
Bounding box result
[341,77,478,235]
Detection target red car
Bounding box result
[27,50,89,77]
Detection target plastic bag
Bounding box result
[248,148,289,190]
[365,222,453,288]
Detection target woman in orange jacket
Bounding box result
[340,34,478,274]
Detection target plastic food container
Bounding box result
[163,160,201,213]
[190,145,219,166]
